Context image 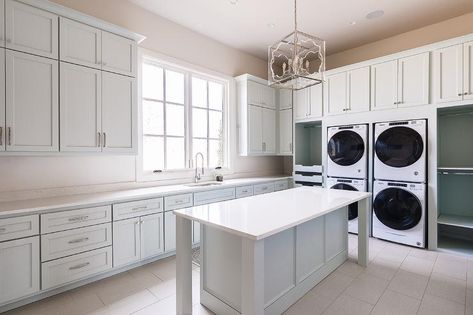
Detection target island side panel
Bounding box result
[176,216,193,315]
[357,197,370,267]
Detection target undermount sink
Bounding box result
[186,181,223,187]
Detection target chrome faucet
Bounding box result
[194,152,205,183]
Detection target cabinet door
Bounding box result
[434,44,463,104]
[262,107,276,154]
[279,108,292,155]
[0,49,4,151]
[102,72,135,153]
[326,72,347,115]
[247,80,263,106]
[59,17,101,69]
[60,62,101,152]
[347,67,370,113]
[464,41,473,101]
[371,60,398,110]
[0,0,5,47]
[5,0,58,59]
[309,83,323,118]
[6,51,58,151]
[141,213,164,260]
[0,236,40,304]
[294,88,309,120]
[248,105,263,154]
[112,218,140,267]
[398,53,430,107]
[102,31,136,77]
[164,211,176,252]
[262,85,276,109]
[278,89,292,110]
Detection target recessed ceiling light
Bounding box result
[366,10,384,20]
[229,0,238,5]
[267,23,275,29]
[349,21,357,26]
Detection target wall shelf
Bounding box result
[438,214,473,229]
[438,235,473,256]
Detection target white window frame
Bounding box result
[137,48,232,182]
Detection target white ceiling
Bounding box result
[130,0,473,59]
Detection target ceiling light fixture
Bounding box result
[229,0,238,5]
[267,23,276,29]
[350,21,357,26]
[366,10,384,20]
[268,0,325,90]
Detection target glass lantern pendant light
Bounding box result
[268,0,325,90]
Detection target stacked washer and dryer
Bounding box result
[327,124,369,234]
[373,120,427,248]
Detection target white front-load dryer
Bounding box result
[374,119,426,183]
[327,177,367,234]
[327,124,368,179]
[372,180,426,248]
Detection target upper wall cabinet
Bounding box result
[0,49,5,152]
[294,84,323,121]
[60,17,102,69]
[5,0,58,59]
[278,89,292,110]
[325,72,347,115]
[102,31,136,77]
[247,80,275,109]
[371,52,429,110]
[6,50,58,152]
[0,0,5,47]
[434,42,473,104]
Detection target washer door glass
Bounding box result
[375,126,423,168]
[328,130,365,166]
[373,187,422,230]
[331,183,358,220]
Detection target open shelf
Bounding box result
[438,214,473,229]
[438,235,473,256]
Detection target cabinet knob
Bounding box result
[464,92,469,96]
[458,93,463,96]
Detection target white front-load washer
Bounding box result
[327,177,367,234]
[374,119,427,183]
[327,124,368,179]
[372,180,426,248]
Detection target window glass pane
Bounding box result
[166,104,184,136]
[143,136,164,171]
[143,100,163,135]
[142,63,163,100]
[192,77,207,108]
[192,108,207,138]
[209,110,223,139]
[166,70,185,104]
[209,139,224,167]
[166,137,185,169]
[193,138,208,166]
[209,82,223,110]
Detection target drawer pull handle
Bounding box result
[175,200,184,204]
[68,237,89,244]
[69,262,90,270]
[132,206,148,211]
[0,227,6,233]
[262,187,267,190]
[69,216,89,222]
[241,190,248,193]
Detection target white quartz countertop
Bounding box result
[0,176,291,217]
[174,186,371,240]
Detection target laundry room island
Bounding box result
[173,186,371,315]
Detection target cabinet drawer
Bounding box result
[294,174,323,184]
[113,198,163,221]
[41,246,112,290]
[253,182,275,195]
[194,188,235,206]
[274,180,289,191]
[41,223,112,262]
[235,185,254,199]
[41,205,111,234]
[0,215,39,242]
[164,193,193,211]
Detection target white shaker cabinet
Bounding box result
[325,72,347,115]
[278,108,293,155]
[140,214,164,260]
[60,62,101,152]
[278,89,292,110]
[465,41,473,101]
[309,84,323,118]
[102,72,135,153]
[6,51,58,152]
[248,80,275,109]
[5,0,58,59]
[397,53,430,107]
[0,236,40,304]
[113,217,141,267]
[102,31,136,77]
[371,60,398,111]
[164,211,176,252]
[294,84,322,120]
[262,107,276,154]
[59,17,102,69]
[0,49,5,151]
[347,67,370,113]
[247,104,263,154]
[0,0,5,47]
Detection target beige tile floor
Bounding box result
[5,235,473,315]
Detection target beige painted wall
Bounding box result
[0,0,282,197]
[327,12,473,69]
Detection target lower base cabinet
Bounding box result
[164,211,176,252]
[0,236,40,304]
[113,213,164,268]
